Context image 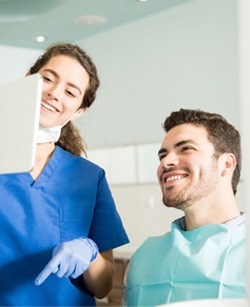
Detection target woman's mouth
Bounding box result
[41,101,58,112]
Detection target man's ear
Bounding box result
[72,108,88,120]
[220,153,237,177]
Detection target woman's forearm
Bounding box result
[83,249,114,299]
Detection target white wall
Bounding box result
[76,0,239,150]
[0,45,41,84]
[238,0,250,296]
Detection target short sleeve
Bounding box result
[88,169,129,251]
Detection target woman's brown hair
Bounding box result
[29,43,100,156]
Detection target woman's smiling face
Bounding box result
[39,55,89,128]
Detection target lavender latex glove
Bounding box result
[35,237,98,286]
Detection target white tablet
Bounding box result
[0,74,42,174]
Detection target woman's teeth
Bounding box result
[42,101,57,112]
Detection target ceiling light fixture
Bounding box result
[36,35,46,43]
[73,15,107,25]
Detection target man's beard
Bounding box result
[162,186,206,210]
[162,159,219,210]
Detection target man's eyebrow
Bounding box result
[42,68,82,95]
[174,139,199,148]
[158,139,198,156]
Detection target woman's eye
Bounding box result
[42,76,52,82]
[66,90,76,97]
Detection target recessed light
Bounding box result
[36,35,46,43]
[73,15,107,25]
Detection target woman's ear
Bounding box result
[72,108,88,120]
[220,153,237,177]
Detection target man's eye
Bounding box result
[182,146,194,152]
[158,155,166,161]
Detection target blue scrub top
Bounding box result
[0,146,129,306]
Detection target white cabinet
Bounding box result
[87,146,137,184]
[137,143,160,183]
[87,143,161,184]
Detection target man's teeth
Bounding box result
[42,101,57,112]
[166,175,183,182]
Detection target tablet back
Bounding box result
[0,74,42,174]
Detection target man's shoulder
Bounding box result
[131,217,185,259]
[127,232,172,283]
[131,231,172,261]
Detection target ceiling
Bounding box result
[0,0,192,49]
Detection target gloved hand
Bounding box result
[35,237,98,286]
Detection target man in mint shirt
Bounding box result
[125,109,246,306]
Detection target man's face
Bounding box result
[157,123,221,210]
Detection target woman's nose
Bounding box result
[47,84,61,101]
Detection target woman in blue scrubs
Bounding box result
[0,43,129,306]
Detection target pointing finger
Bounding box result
[35,256,60,286]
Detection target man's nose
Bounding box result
[161,152,179,168]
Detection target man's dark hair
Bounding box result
[163,108,241,195]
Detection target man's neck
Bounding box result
[184,194,241,231]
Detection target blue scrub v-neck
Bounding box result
[25,146,63,189]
